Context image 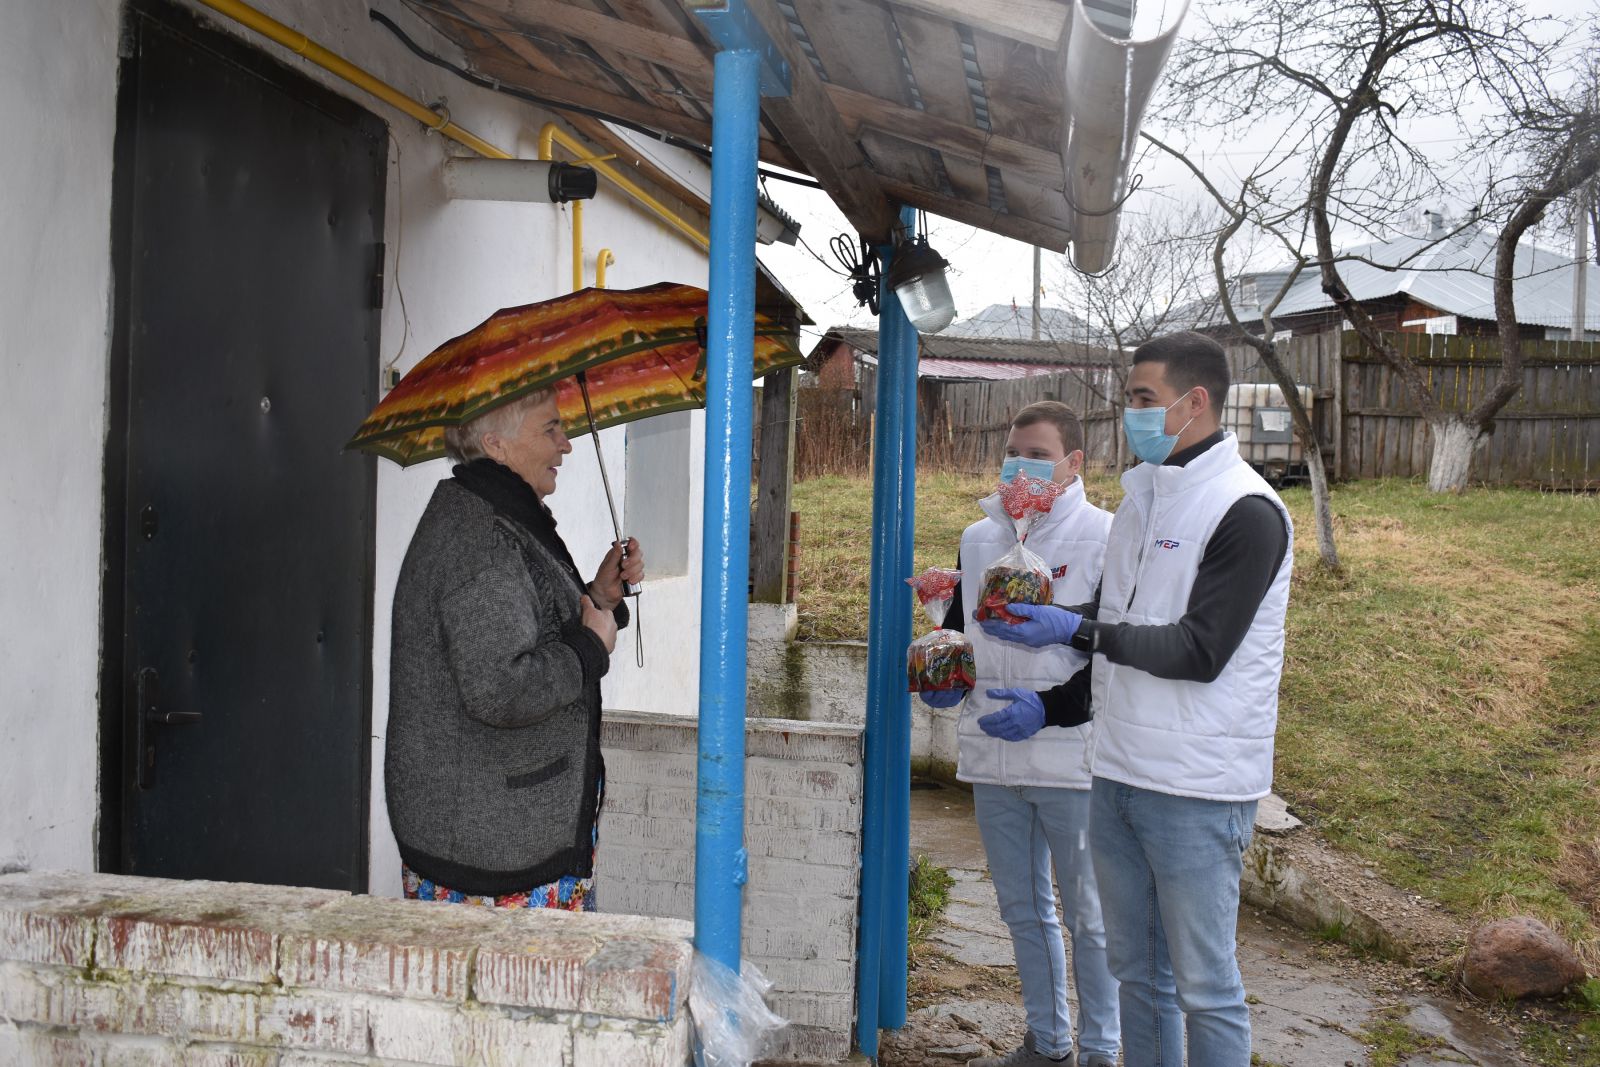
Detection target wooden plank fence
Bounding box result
[917,366,1123,474]
[793,330,1600,486]
[1339,332,1600,486]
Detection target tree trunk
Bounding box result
[1112,402,1125,471]
[1427,417,1485,493]
[1304,433,1339,570]
[1253,340,1340,571]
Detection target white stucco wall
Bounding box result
[0,0,712,891]
[0,2,121,876]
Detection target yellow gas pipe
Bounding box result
[538,123,710,289]
[596,250,616,288]
[194,0,712,281]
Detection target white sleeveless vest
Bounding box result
[1085,434,1292,802]
[956,478,1112,788]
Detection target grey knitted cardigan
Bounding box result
[385,475,611,895]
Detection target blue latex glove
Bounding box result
[977,603,1083,648]
[918,689,967,709]
[977,688,1046,741]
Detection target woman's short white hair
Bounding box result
[444,386,558,463]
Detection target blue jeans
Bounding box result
[1089,777,1257,1067]
[972,784,1120,1062]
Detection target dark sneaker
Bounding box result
[967,1032,1077,1067]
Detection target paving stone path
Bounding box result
[878,782,1530,1067]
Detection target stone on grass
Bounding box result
[1460,916,1585,1000]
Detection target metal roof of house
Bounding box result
[395,0,1179,255]
[1218,225,1600,331]
[814,325,1117,366]
[859,354,1087,380]
[941,302,1104,342]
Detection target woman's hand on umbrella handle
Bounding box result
[590,538,643,608]
[618,537,644,587]
[580,595,618,653]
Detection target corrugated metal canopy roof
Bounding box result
[391,0,1172,253]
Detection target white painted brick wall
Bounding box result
[0,871,692,1066]
[596,709,864,1064]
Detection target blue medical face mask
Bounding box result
[1123,390,1197,464]
[1000,455,1058,483]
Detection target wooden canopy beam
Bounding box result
[463,0,1065,199]
[696,0,899,241]
[881,179,1071,251]
[466,53,792,168]
[461,0,709,73]
[826,85,1063,188]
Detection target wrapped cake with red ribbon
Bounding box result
[905,568,977,692]
[974,475,1067,624]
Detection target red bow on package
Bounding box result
[997,474,1068,537]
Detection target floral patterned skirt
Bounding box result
[402,778,601,912]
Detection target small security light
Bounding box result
[886,235,956,334]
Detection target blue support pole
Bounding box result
[879,207,920,1030]
[856,206,920,1055]
[854,322,892,1056]
[693,44,763,975]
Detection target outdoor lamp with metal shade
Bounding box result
[886,236,957,334]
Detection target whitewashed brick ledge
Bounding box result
[597,709,864,1064]
[0,870,693,1066]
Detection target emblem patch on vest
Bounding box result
[1153,538,1182,550]
[1051,564,1069,579]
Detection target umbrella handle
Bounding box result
[622,540,643,598]
[577,370,642,600]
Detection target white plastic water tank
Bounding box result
[1226,383,1313,481]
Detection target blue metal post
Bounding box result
[693,45,762,975]
[855,315,892,1056]
[856,206,920,1054]
[879,207,919,1030]
[689,0,789,979]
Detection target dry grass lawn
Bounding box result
[789,473,1600,969]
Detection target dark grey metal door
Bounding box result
[104,2,384,891]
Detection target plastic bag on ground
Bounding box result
[688,951,786,1067]
[905,569,976,692]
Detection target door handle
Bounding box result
[135,667,201,789]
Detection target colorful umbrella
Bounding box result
[346,281,802,466]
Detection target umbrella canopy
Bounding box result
[348,281,802,465]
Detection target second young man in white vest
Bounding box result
[924,402,1118,1067]
[984,334,1293,1067]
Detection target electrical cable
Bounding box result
[382,129,412,381]
[369,8,824,190]
[830,233,882,314]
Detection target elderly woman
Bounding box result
[385,386,642,911]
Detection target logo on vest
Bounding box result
[1153,538,1182,550]
[1051,564,1069,579]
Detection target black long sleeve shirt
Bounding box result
[949,431,1290,729]
[1043,431,1290,727]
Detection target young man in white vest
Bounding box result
[983,334,1293,1067]
[922,401,1119,1067]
